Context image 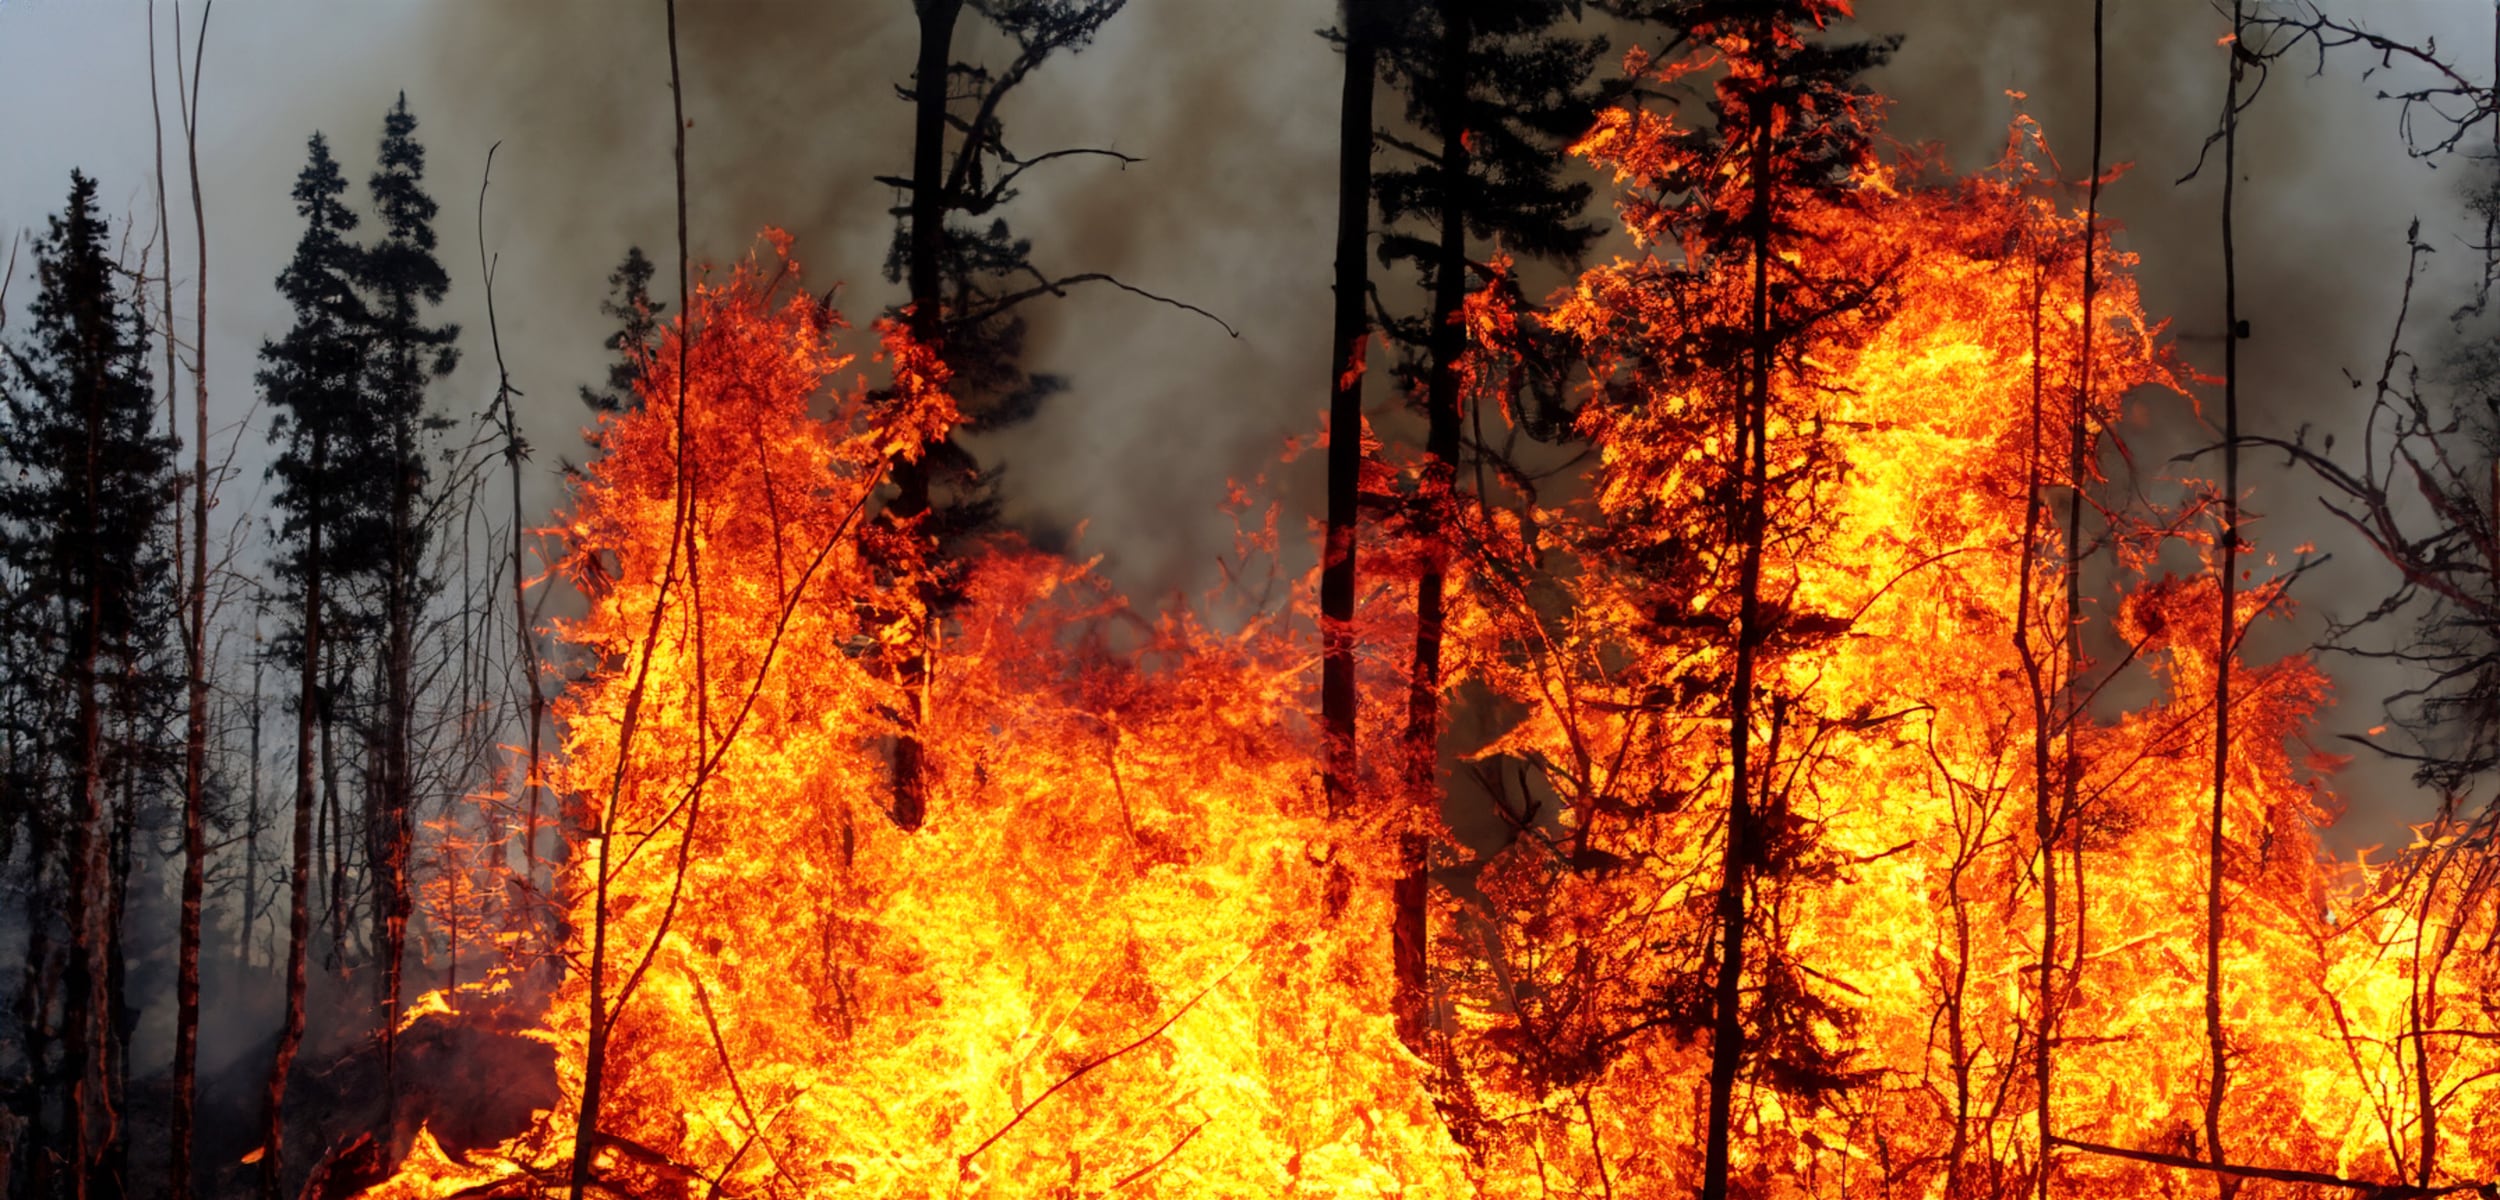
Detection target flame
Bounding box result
[362,116,2500,1200]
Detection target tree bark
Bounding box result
[244,652,264,971]
[1395,0,1467,1057]
[2010,254,2051,1200]
[1323,0,1377,826]
[262,427,323,1200]
[2205,6,2243,1192]
[567,6,695,1193]
[2043,4,2105,1193]
[63,299,120,1200]
[1700,41,1778,1199]
[160,5,214,1194]
[376,360,418,1137]
[887,0,964,834]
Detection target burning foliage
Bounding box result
[363,46,2500,1200]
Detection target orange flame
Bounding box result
[363,119,2500,1200]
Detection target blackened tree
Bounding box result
[880,0,1132,831]
[1558,4,1895,1195]
[1316,0,1390,862]
[1370,0,1607,1052]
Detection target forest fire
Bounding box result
[14,3,2500,1200]
[357,39,2500,1200]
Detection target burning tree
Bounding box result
[371,242,1460,1198]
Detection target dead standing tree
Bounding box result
[876,0,1228,832]
[146,4,216,1195]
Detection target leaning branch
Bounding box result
[2047,1134,2496,1197]
[956,953,1249,1178]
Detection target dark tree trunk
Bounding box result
[2040,4,2105,1193]
[888,0,963,834]
[1700,49,1778,1200]
[146,9,212,1192]
[1395,0,1468,1057]
[375,408,418,1135]
[243,656,264,972]
[319,656,344,969]
[65,360,116,1200]
[567,7,695,1193]
[1323,0,1377,825]
[262,430,323,1200]
[2204,4,2244,1191]
[104,682,137,1200]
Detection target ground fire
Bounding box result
[339,21,2500,1200]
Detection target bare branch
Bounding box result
[956,950,1248,1178]
[953,268,1239,337]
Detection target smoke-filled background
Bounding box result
[0,0,2483,868]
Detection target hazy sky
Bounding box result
[0,0,2489,850]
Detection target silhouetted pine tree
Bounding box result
[880,0,1127,830]
[1568,6,1896,1195]
[352,92,459,1126]
[579,246,663,417]
[0,167,176,1200]
[1370,0,1608,1055]
[255,132,367,1200]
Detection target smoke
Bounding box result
[400,0,1345,607]
[406,0,2500,846]
[0,0,2474,878]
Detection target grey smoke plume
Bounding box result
[405,0,1343,604]
[1875,0,2494,849]
[1,0,2483,862]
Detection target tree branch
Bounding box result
[955,951,1248,1178]
[952,269,1239,337]
[2047,1134,2496,1197]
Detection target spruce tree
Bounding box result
[1562,4,1893,1194]
[255,132,367,1200]
[1370,0,1608,1054]
[579,245,664,416]
[353,92,458,1129]
[0,167,175,1200]
[880,0,1127,830]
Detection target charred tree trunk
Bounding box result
[244,652,264,971]
[1701,53,1778,1200]
[262,428,324,1200]
[1395,0,1468,1058]
[2012,253,2050,1200]
[2043,4,2106,1192]
[319,651,345,969]
[1323,0,1378,825]
[64,343,118,1200]
[105,676,137,1200]
[567,6,695,1193]
[887,0,964,835]
[375,405,418,1131]
[2204,5,2243,1190]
